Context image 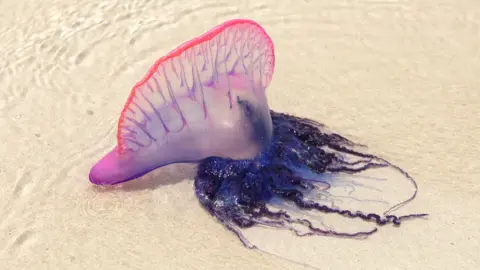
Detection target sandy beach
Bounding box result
[1,0,479,269]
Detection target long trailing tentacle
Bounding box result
[271,110,427,220]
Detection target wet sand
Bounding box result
[1,0,479,269]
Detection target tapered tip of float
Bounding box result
[89,147,140,185]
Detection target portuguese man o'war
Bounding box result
[89,19,427,249]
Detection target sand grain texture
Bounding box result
[1,0,479,269]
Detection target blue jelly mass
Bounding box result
[194,110,427,248]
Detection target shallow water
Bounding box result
[1,0,480,269]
